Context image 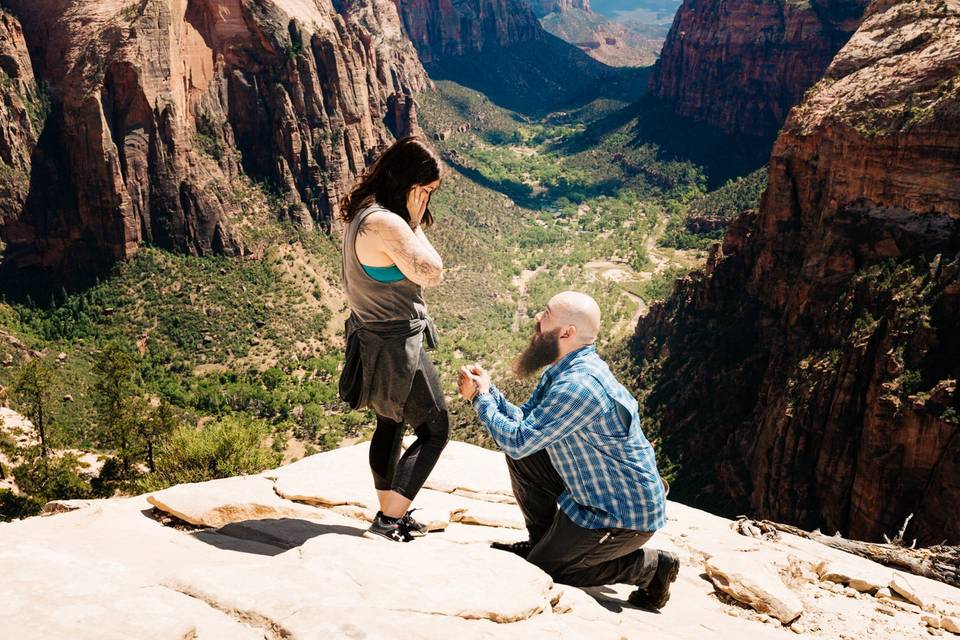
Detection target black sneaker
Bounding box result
[628,550,680,610]
[490,539,534,559]
[363,512,411,542]
[398,509,429,538]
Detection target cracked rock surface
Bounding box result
[3,440,960,639]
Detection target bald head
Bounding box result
[546,291,601,345]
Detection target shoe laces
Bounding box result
[400,508,421,527]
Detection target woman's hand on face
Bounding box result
[406,186,427,229]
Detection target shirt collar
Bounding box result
[543,344,596,382]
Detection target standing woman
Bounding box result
[338,136,449,542]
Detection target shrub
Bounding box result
[0,489,43,521]
[137,416,282,491]
[12,448,92,504]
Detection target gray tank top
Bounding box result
[342,204,429,324]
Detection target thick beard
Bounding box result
[513,327,562,379]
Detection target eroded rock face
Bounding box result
[526,0,591,17]
[705,552,803,623]
[0,0,429,286]
[393,0,544,64]
[649,0,870,138]
[0,10,36,224]
[635,0,960,545]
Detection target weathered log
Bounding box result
[733,517,960,589]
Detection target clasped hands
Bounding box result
[458,363,491,402]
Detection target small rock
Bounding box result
[705,553,803,624]
[925,615,943,629]
[943,616,960,635]
[895,600,923,614]
[876,587,895,601]
[57,352,67,361]
[890,572,928,609]
[41,499,96,516]
[63,394,74,402]
[849,578,880,594]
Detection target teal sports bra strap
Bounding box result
[361,263,406,283]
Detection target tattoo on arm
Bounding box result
[373,214,444,286]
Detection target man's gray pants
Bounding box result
[507,449,660,588]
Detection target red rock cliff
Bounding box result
[0,9,37,224]
[527,0,591,17]
[0,0,429,285]
[649,0,869,138]
[392,0,544,64]
[635,0,960,545]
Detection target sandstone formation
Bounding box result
[0,9,37,226]
[392,0,544,64]
[539,6,668,67]
[635,0,960,544]
[649,0,870,138]
[526,0,591,17]
[5,438,960,638]
[705,552,804,623]
[0,0,429,286]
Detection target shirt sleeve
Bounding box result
[473,378,604,458]
[484,384,523,422]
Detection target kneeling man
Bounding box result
[458,291,679,609]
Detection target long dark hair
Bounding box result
[340,136,442,228]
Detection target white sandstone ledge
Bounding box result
[2,439,958,639]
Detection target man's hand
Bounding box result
[465,363,491,395]
[458,366,478,401]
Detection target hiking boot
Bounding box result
[398,509,429,538]
[363,512,411,542]
[628,550,680,610]
[490,539,534,559]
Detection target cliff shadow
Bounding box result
[189,517,366,556]
[0,100,119,300]
[425,34,650,118]
[562,95,774,189]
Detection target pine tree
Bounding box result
[139,400,178,473]
[12,358,56,459]
[93,341,145,474]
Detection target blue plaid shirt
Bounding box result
[472,345,666,531]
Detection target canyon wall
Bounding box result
[0,0,429,286]
[0,9,37,232]
[649,0,869,138]
[635,0,960,545]
[527,0,592,17]
[392,0,544,64]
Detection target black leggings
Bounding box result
[369,354,449,500]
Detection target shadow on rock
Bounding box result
[192,518,366,556]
